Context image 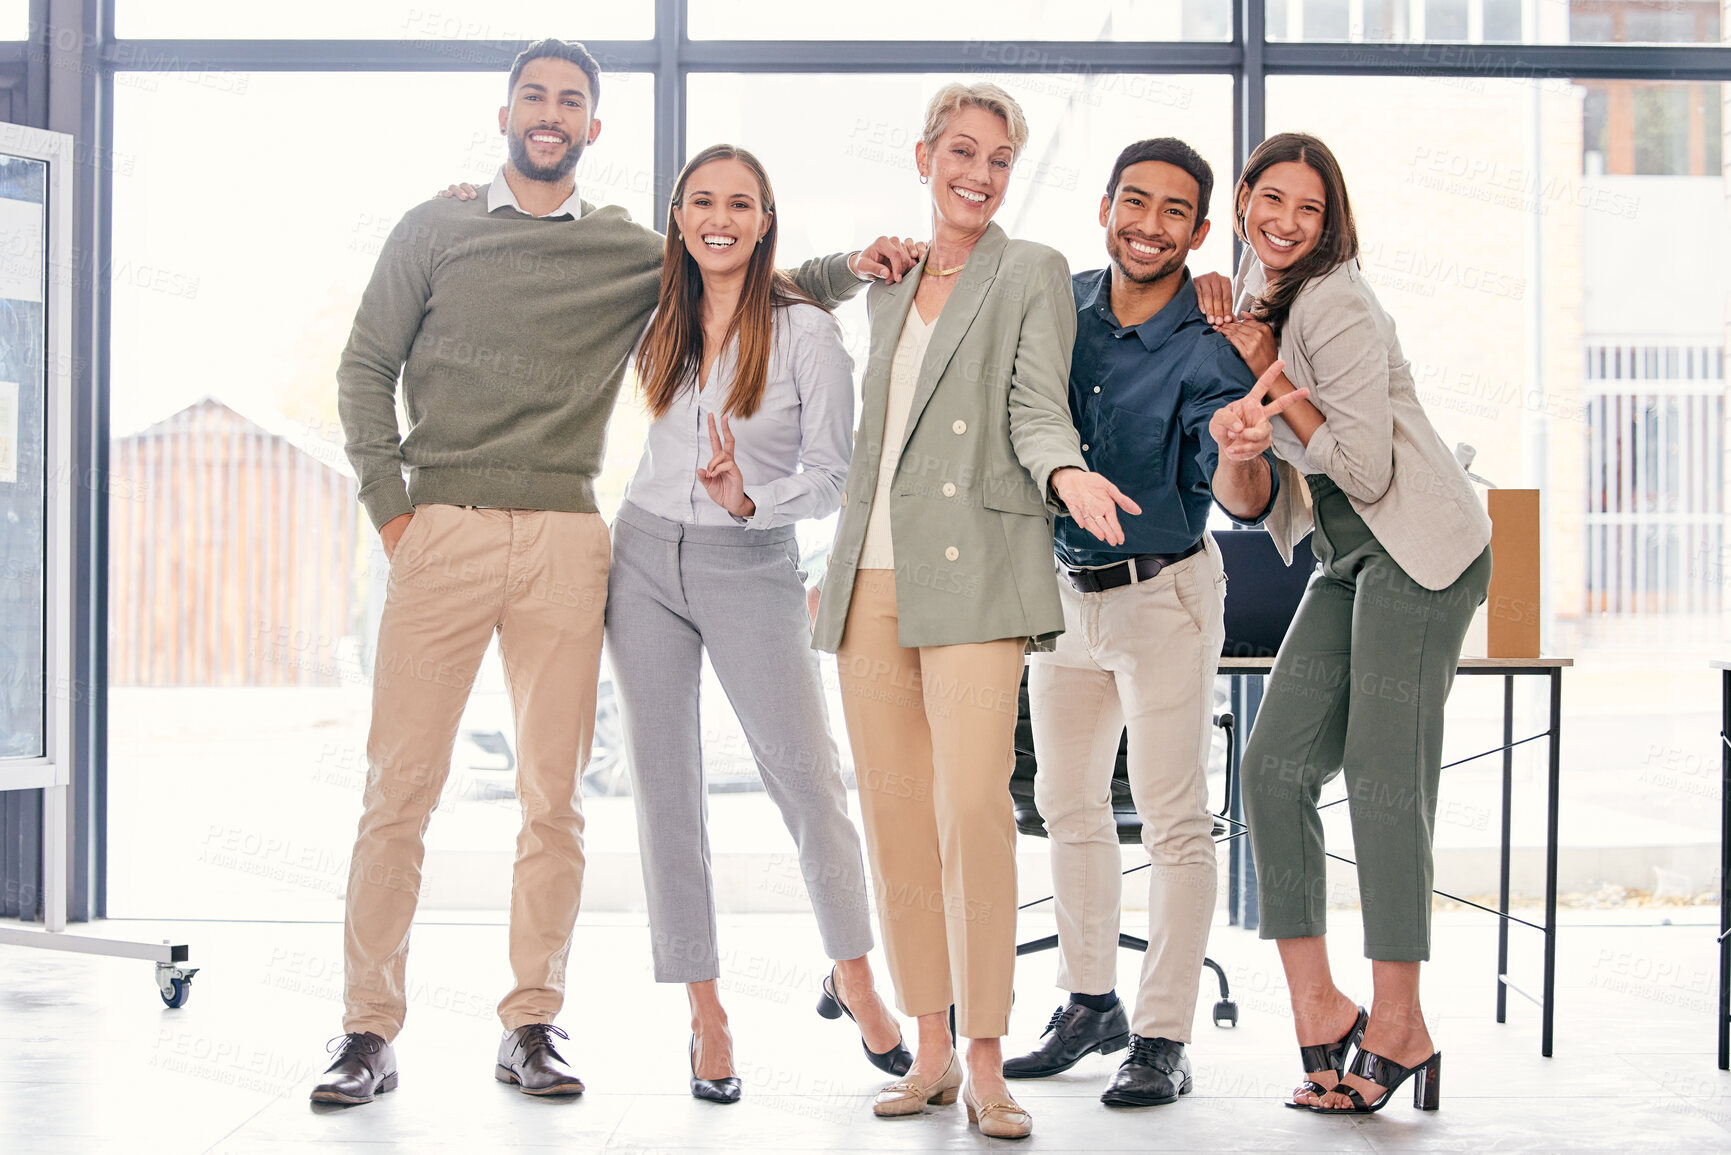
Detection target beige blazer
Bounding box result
[812,223,1087,652]
[1237,250,1491,591]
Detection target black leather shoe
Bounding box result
[689,1034,742,1104]
[310,1032,398,1105]
[1100,1036,1193,1107]
[1003,1001,1131,1079]
[495,1023,585,1096]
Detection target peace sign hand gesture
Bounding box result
[1208,359,1310,463]
[699,413,756,519]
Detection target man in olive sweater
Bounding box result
[315,39,893,1107]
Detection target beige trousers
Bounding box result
[342,503,610,1040]
[1027,540,1225,1042]
[834,569,1024,1040]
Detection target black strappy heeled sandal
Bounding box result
[816,966,914,1077]
[1311,1046,1442,1114]
[1285,1006,1368,1109]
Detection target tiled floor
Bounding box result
[1,908,1727,1153]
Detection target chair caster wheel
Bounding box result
[1212,999,1238,1028]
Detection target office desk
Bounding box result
[1709,661,1731,1070]
[1219,655,1572,1057]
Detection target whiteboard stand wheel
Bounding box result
[156,962,200,1009]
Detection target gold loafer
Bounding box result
[963,1081,1033,1140]
[872,1051,961,1117]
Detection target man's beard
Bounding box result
[1108,234,1187,285]
[507,126,584,183]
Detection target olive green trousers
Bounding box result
[1241,475,1491,961]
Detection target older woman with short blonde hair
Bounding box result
[814,82,1138,1141]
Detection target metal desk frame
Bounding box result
[1220,655,1572,1057]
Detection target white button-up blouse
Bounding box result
[623,302,855,529]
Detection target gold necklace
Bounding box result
[925,244,968,277]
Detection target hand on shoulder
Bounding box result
[435,181,481,202]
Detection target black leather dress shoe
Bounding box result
[689,1034,742,1104]
[310,1032,398,1105]
[495,1023,585,1096]
[1101,1036,1194,1107]
[1003,1001,1131,1079]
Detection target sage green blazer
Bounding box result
[812,223,1087,653]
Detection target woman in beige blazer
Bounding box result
[812,83,1136,1140]
[1200,133,1491,1118]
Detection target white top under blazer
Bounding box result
[858,307,936,569]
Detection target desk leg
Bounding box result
[1542,668,1561,1058]
[1719,670,1729,1071]
[1497,675,1514,1024]
[1229,675,1243,928]
[1228,675,1263,932]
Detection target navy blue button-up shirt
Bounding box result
[1056,267,1277,569]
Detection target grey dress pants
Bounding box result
[605,500,875,982]
[1241,475,1492,961]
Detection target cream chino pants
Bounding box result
[1027,538,1225,1043]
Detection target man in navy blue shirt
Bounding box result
[1006,139,1300,1108]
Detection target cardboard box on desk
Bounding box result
[1486,489,1541,658]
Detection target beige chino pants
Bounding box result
[342,503,610,1040]
[835,569,1025,1040]
[1027,539,1225,1043]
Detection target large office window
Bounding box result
[118,2,654,40]
[1572,0,1723,43]
[0,3,25,41]
[1267,70,1726,859]
[105,70,654,918]
[76,3,1731,923]
[688,73,1233,270]
[1270,0,1725,42]
[687,71,1234,361]
[688,1,1234,40]
[1268,73,1727,641]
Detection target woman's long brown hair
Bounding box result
[635,143,819,421]
[1232,132,1359,337]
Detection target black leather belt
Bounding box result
[1061,539,1205,594]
